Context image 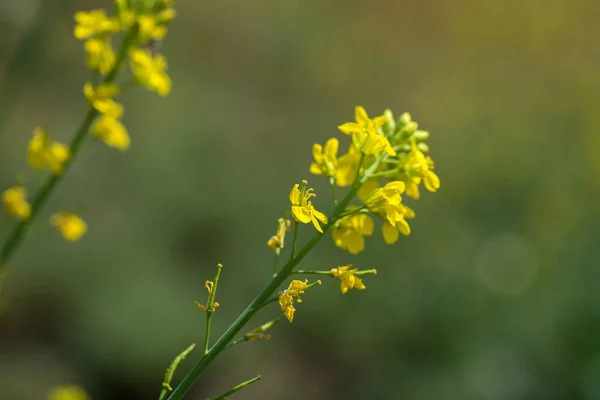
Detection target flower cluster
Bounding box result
[2,1,175,245]
[267,218,291,252]
[278,279,321,323]
[266,106,439,323]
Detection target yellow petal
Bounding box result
[309,163,323,175]
[358,180,380,202]
[289,184,301,205]
[291,206,312,224]
[424,171,441,192]
[353,276,366,290]
[338,122,362,135]
[310,213,324,233]
[382,221,399,244]
[311,207,328,225]
[324,137,339,157]
[354,106,368,125]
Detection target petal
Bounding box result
[396,218,411,236]
[338,122,362,135]
[382,221,399,244]
[324,137,339,157]
[310,213,324,233]
[358,180,380,202]
[292,206,312,223]
[312,143,323,163]
[424,171,441,192]
[312,208,328,224]
[309,163,323,175]
[360,215,375,236]
[346,232,365,254]
[353,276,366,290]
[289,184,301,205]
[355,106,368,125]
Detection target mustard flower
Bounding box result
[74,10,119,40]
[137,14,167,43]
[47,385,90,400]
[28,128,70,174]
[2,186,31,220]
[51,212,87,242]
[338,106,396,157]
[83,83,122,116]
[268,218,291,251]
[331,212,374,254]
[364,181,405,226]
[84,37,116,75]
[310,138,338,178]
[279,279,308,322]
[129,49,172,96]
[331,265,366,294]
[289,181,327,233]
[335,144,361,187]
[400,141,440,197]
[381,204,415,244]
[93,114,130,151]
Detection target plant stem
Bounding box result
[204,264,222,355]
[158,343,196,400]
[329,177,338,205]
[166,180,361,400]
[289,221,298,260]
[207,376,262,400]
[0,26,138,274]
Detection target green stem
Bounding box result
[0,26,139,274]
[166,178,362,400]
[204,264,222,355]
[293,269,377,276]
[208,376,262,400]
[158,343,196,400]
[289,221,298,260]
[328,177,338,205]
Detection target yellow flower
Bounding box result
[289,181,328,233]
[84,37,116,75]
[268,218,291,251]
[331,212,373,254]
[335,144,361,187]
[381,204,415,244]
[28,128,70,174]
[129,49,172,96]
[74,10,119,40]
[93,115,130,151]
[51,212,87,242]
[331,265,366,294]
[48,385,90,400]
[279,279,308,322]
[2,186,31,220]
[338,106,396,156]
[138,14,168,43]
[401,141,440,196]
[363,181,407,225]
[310,138,338,178]
[83,83,122,116]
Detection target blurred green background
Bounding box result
[1,0,600,399]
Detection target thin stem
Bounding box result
[207,376,262,400]
[166,177,362,400]
[335,205,367,221]
[0,25,139,274]
[292,270,332,276]
[204,264,222,355]
[289,220,298,260]
[328,177,338,205]
[272,248,280,275]
[224,318,280,351]
[158,343,196,400]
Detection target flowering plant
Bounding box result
[0,1,440,399]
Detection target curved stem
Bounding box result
[0,26,138,274]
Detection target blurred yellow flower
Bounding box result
[331,212,373,254]
[28,128,70,174]
[84,37,115,75]
[289,181,327,233]
[48,385,90,400]
[83,83,122,116]
[267,218,291,251]
[335,144,361,186]
[363,181,406,225]
[129,49,172,96]
[279,279,308,322]
[402,141,440,196]
[74,10,119,40]
[2,186,31,220]
[138,14,167,43]
[51,212,87,242]
[338,106,396,156]
[93,115,130,151]
[310,138,338,178]
[381,204,415,244]
[331,265,366,294]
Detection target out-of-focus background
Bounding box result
[1,0,600,399]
